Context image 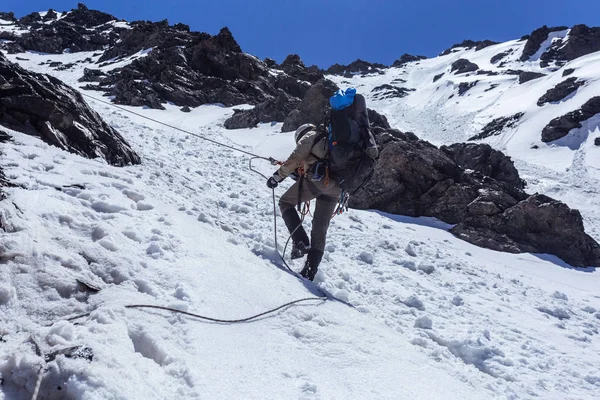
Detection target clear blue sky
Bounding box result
[3,1,600,68]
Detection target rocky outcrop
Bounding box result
[0,12,16,22]
[280,54,323,84]
[537,77,585,106]
[0,53,139,166]
[469,113,524,140]
[440,40,498,56]
[562,68,575,77]
[540,25,600,64]
[433,73,444,83]
[351,130,600,266]
[450,59,479,74]
[281,79,339,132]
[371,84,415,100]
[490,49,514,64]
[452,194,600,266]
[595,137,600,146]
[392,54,427,67]
[518,71,546,84]
[520,25,568,61]
[224,90,300,129]
[542,97,600,142]
[326,59,386,76]
[440,143,525,189]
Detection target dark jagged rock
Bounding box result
[469,113,524,141]
[0,52,139,166]
[264,58,279,69]
[371,84,415,100]
[433,73,444,83]
[18,12,42,26]
[542,96,600,142]
[537,77,585,106]
[180,106,191,113]
[0,12,16,22]
[282,79,338,132]
[224,90,300,129]
[440,143,525,189]
[458,81,478,95]
[61,3,116,27]
[520,25,568,61]
[392,54,427,67]
[280,54,323,84]
[450,59,479,74]
[327,59,386,76]
[562,68,575,77]
[440,40,498,56]
[540,25,600,64]
[595,137,600,146]
[42,9,58,21]
[518,71,546,84]
[351,129,600,267]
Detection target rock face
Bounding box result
[326,59,386,76]
[351,130,600,267]
[537,77,585,106]
[281,79,339,132]
[0,53,139,166]
[392,54,427,67]
[10,4,118,54]
[224,91,300,129]
[520,25,568,61]
[542,97,600,142]
[440,143,525,189]
[469,113,524,141]
[450,59,479,74]
[540,25,600,64]
[280,54,323,84]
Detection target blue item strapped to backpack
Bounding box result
[329,87,357,111]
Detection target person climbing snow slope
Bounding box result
[267,88,378,280]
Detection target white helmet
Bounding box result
[294,123,315,143]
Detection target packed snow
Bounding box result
[2,27,600,400]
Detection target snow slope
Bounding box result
[1,30,600,399]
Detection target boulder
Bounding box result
[281,79,339,132]
[78,68,107,82]
[469,113,524,140]
[595,137,600,146]
[450,59,479,74]
[0,53,139,166]
[562,68,575,77]
[433,73,444,83]
[542,96,600,142]
[351,129,600,266]
[537,77,585,106]
[440,143,525,189]
[224,90,300,129]
[392,54,428,67]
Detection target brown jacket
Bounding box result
[276,130,327,180]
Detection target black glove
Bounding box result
[266,176,279,189]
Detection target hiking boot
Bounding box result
[291,241,310,260]
[300,249,323,281]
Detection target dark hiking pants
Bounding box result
[279,178,342,253]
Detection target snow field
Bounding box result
[0,95,599,398]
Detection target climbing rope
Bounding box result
[80,92,279,165]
